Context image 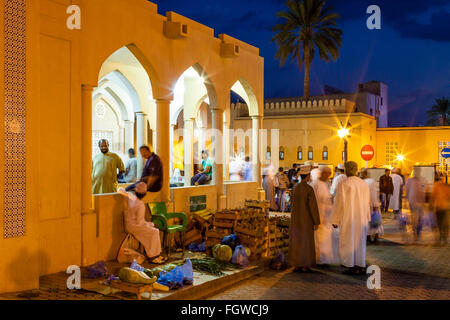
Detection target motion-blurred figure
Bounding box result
[389,168,404,216]
[431,173,449,245]
[379,169,394,213]
[405,171,426,240]
[361,169,383,243]
[313,167,338,265]
[263,162,277,211]
[330,164,346,199]
[275,167,290,212]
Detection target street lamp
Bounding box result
[338,121,352,162]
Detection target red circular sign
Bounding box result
[361,145,375,161]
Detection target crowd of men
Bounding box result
[91,139,448,270]
[285,161,449,275]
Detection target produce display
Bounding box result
[184,200,291,260]
[215,245,233,262]
[187,257,238,276]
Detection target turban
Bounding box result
[345,161,358,176]
[135,181,147,195]
[299,165,312,175]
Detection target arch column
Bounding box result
[135,112,148,177]
[252,116,265,200]
[82,84,96,213]
[155,99,171,203]
[223,121,230,180]
[212,108,226,209]
[124,120,134,152]
[183,118,195,186]
[169,123,175,178]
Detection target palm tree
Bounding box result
[427,97,449,126]
[272,0,342,99]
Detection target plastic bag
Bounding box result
[270,250,287,270]
[130,259,145,272]
[422,211,437,228]
[187,242,206,252]
[231,245,249,267]
[221,233,240,250]
[117,234,145,264]
[87,261,108,279]
[156,266,184,289]
[179,259,194,285]
[370,210,382,228]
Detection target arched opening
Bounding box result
[170,65,216,187]
[92,45,154,194]
[297,146,303,160]
[227,78,260,182]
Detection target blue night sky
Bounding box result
[151,0,450,127]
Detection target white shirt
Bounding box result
[330,173,347,197]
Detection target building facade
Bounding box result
[0,0,265,293]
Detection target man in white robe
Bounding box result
[331,161,371,275]
[313,167,338,265]
[389,168,404,216]
[118,182,165,264]
[330,164,346,199]
[361,169,383,242]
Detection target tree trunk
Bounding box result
[304,49,310,100]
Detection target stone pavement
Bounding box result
[208,212,450,300]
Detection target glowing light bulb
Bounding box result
[338,128,349,139]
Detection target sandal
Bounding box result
[151,256,167,265]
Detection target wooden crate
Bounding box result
[109,280,153,300]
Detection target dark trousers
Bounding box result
[380,193,391,212]
[436,210,449,243]
[191,173,211,186]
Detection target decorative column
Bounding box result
[223,121,230,180]
[155,99,171,203]
[183,119,195,186]
[252,116,265,200]
[123,120,134,153]
[169,124,175,178]
[212,108,225,209]
[82,84,95,213]
[135,112,148,177]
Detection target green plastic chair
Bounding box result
[146,202,188,257]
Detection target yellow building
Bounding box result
[0,0,266,293]
[233,107,450,177]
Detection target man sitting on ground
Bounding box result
[119,182,167,264]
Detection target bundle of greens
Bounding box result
[175,257,239,276]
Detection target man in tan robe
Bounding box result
[92,139,125,194]
[288,165,321,272]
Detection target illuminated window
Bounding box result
[297,146,303,160]
[308,146,313,160]
[322,146,328,161]
[386,142,399,167]
[266,147,271,160]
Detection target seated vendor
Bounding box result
[191,150,213,186]
[119,182,167,264]
[126,145,163,193]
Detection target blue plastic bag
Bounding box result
[270,250,287,270]
[86,261,108,279]
[179,258,194,285]
[221,233,240,250]
[130,259,145,272]
[157,266,184,289]
[370,210,382,228]
[231,245,249,267]
[187,242,206,252]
